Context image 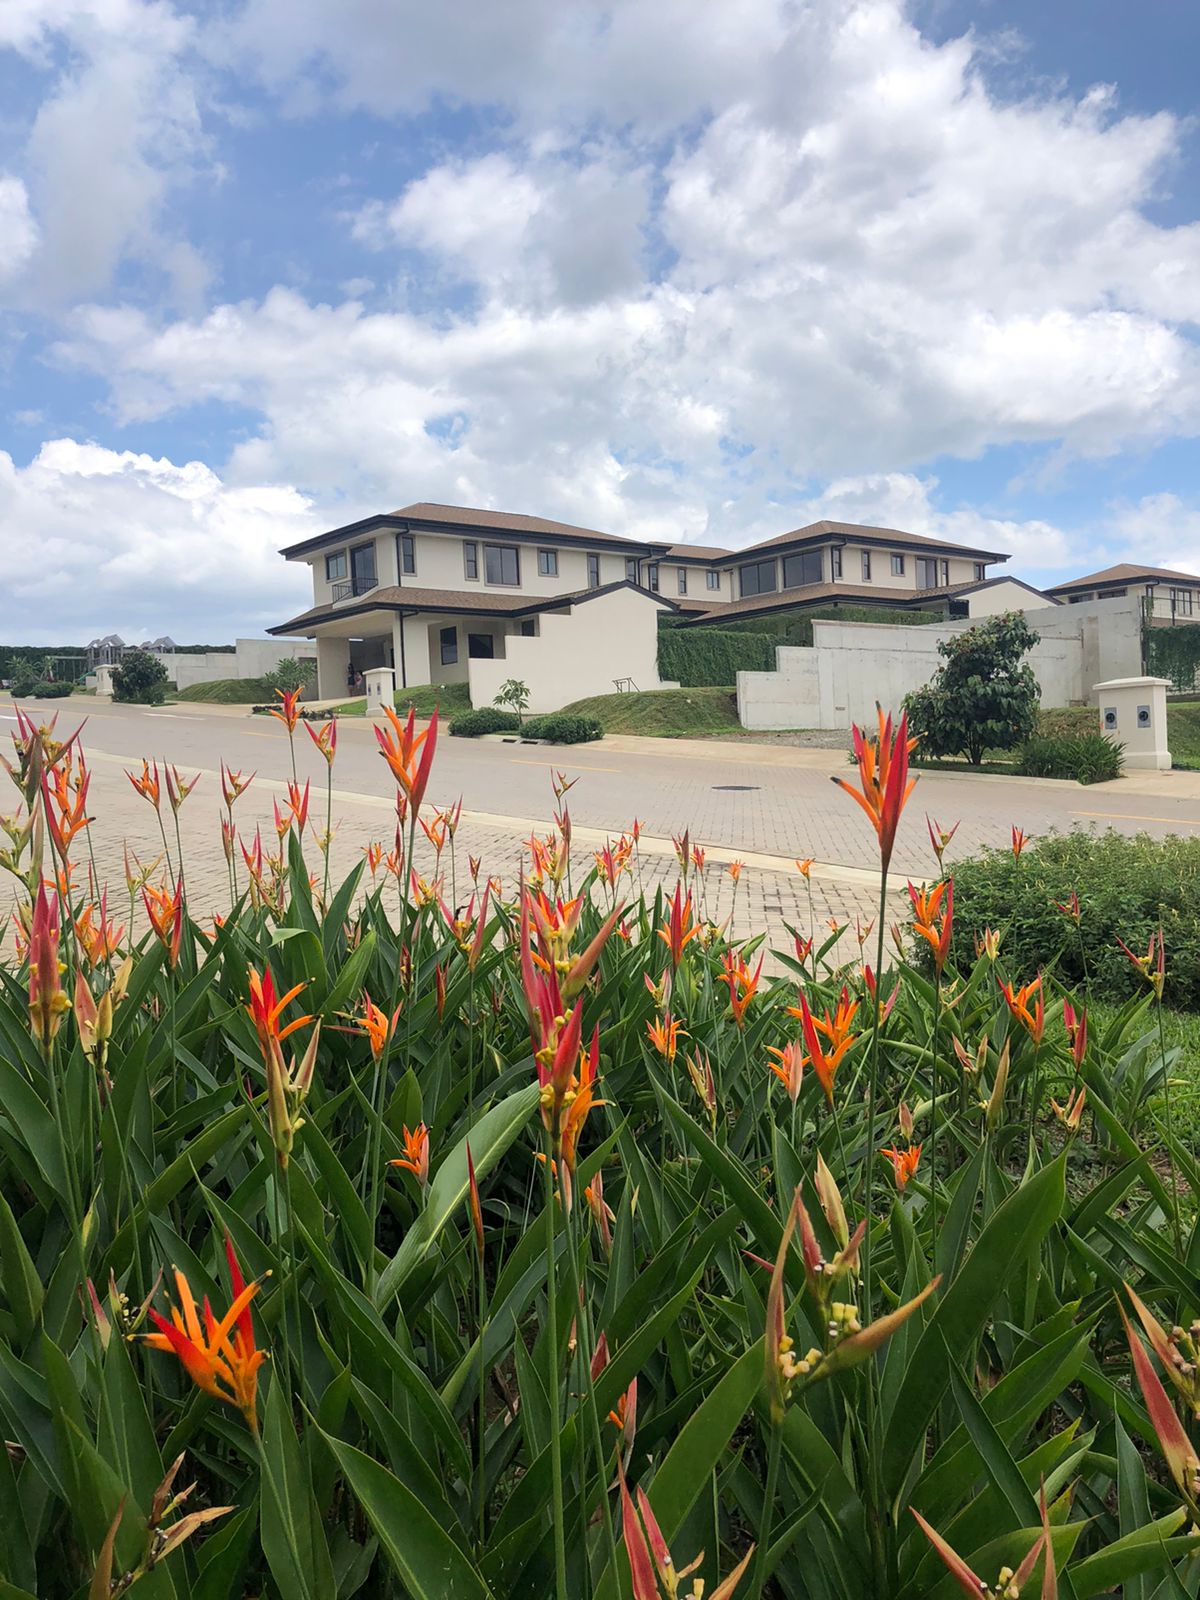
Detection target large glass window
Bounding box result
[891,553,905,576]
[468,632,496,658]
[587,553,601,588]
[351,542,377,594]
[400,533,415,575]
[739,559,778,598]
[325,550,347,581]
[831,547,843,579]
[484,544,520,586]
[647,564,660,592]
[677,567,688,595]
[781,550,822,589]
[626,557,640,582]
[916,556,948,588]
[439,625,458,665]
[463,541,478,580]
[538,549,558,576]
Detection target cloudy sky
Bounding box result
[1,0,1198,644]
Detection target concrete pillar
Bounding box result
[1093,675,1172,771]
[94,664,115,696]
[315,636,351,700]
[364,666,395,715]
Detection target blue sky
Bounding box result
[0,0,1197,643]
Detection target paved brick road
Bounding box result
[5,697,1199,968]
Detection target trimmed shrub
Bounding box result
[30,680,73,698]
[905,612,1040,764]
[1016,732,1124,784]
[520,712,604,743]
[448,707,522,737]
[656,627,776,686]
[931,831,1200,1009]
[112,649,169,705]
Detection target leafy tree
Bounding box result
[112,649,170,705]
[904,611,1040,765]
[261,656,315,694]
[493,678,531,724]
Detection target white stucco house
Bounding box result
[268,502,1060,711]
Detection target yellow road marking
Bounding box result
[1071,810,1200,826]
[507,757,623,774]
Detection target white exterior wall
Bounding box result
[467,588,669,714]
[402,532,633,597]
[305,530,400,609]
[737,594,1143,730]
[965,582,1058,617]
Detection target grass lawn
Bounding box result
[1168,699,1200,768]
[175,676,281,704]
[1087,998,1200,1141]
[327,681,472,718]
[558,686,742,737]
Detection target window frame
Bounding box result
[325,550,348,582]
[831,547,843,580]
[974,562,986,583]
[706,570,720,591]
[586,552,601,588]
[463,540,479,581]
[439,625,458,666]
[861,551,872,581]
[781,550,822,589]
[399,533,416,576]
[738,559,778,599]
[467,632,496,659]
[677,567,688,595]
[625,557,640,582]
[890,553,905,577]
[647,564,660,592]
[350,541,378,595]
[483,543,521,587]
[537,548,559,577]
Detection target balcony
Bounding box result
[331,579,380,604]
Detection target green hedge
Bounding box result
[657,627,776,686]
[930,832,1200,1009]
[521,713,604,744]
[1016,732,1123,784]
[1145,622,1200,693]
[448,708,521,737]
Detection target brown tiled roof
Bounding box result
[281,502,665,559]
[740,519,1007,562]
[663,542,733,561]
[682,581,957,624]
[1045,562,1200,594]
[269,580,675,635]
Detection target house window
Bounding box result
[587,552,601,588]
[325,551,347,581]
[974,562,986,582]
[831,547,843,580]
[484,544,520,586]
[706,570,720,591]
[463,541,479,580]
[350,541,377,594]
[439,626,458,666]
[1170,588,1194,616]
[940,560,950,586]
[626,557,640,582]
[400,533,415,575]
[890,554,904,577]
[468,633,496,659]
[917,556,949,589]
[739,559,777,598]
[538,549,558,577]
[782,550,822,589]
[678,568,688,595]
[519,619,537,637]
[647,564,660,592]
[861,551,872,581]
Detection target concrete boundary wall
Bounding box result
[737,594,1142,731]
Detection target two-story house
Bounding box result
[270,502,1053,709]
[1044,562,1200,624]
[269,503,680,708]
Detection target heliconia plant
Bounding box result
[0,701,1195,1599]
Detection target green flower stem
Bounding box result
[543,1121,569,1600]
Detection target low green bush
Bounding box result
[521,712,604,743]
[30,680,73,698]
[448,707,522,737]
[111,648,169,705]
[933,830,1200,1008]
[1016,732,1124,784]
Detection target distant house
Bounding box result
[86,634,125,668]
[137,636,177,653]
[1045,563,1200,624]
[268,501,1056,710]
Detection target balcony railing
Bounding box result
[331,581,354,602]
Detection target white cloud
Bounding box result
[0,439,315,642]
[0,177,39,283]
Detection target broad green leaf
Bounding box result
[260,1375,336,1600]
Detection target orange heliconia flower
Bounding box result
[140,1235,266,1434]
[220,762,254,809]
[75,896,124,966]
[28,883,69,1052]
[767,1039,805,1104]
[43,752,91,860]
[726,859,744,884]
[789,986,859,1104]
[355,994,400,1061]
[794,857,814,878]
[164,766,200,813]
[143,879,184,970]
[925,816,959,866]
[647,1012,686,1061]
[560,1028,604,1182]
[246,966,313,1067]
[126,759,161,809]
[1063,999,1087,1070]
[374,704,438,813]
[881,1145,922,1189]
[831,706,917,872]
[718,949,763,1029]
[390,1123,430,1187]
[304,717,338,766]
[1117,926,1166,1001]
[999,974,1045,1044]
[269,688,302,733]
[1011,825,1031,860]
[656,884,701,968]
[908,878,953,974]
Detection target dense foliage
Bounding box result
[260,656,315,695]
[938,829,1200,1009]
[905,612,1041,764]
[521,712,604,743]
[1,703,1198,1599]
[1016,731,1125,784]
[1144,621,1200,693]
[112,649,170,705]
[656,627,776,686]
[448,706,522,736]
